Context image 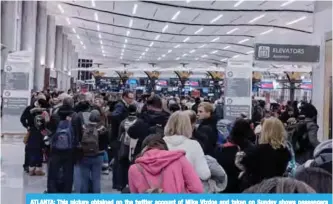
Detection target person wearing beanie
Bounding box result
[78,109,109,193]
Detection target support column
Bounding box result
[34,1,47,91]
[46,15,56,71]
[312,1,332,141]
[67,43,73,90]
[55,26,63,89]
[61,36,69,90]
[1,1,22,94]
[21,1,37,90]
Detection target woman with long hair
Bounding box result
[163,111,211,180]
[238,117,291,190]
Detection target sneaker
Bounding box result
[102,169,109,175]
[29,167,36,176]
[34,167,45,176]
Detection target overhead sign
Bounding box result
[224,56,253,120]
[254,43,320,63]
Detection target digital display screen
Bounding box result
[156,80,168,86]
[300,82,312,90]
[126,79,138,85]
[261,81,274,89]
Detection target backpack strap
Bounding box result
[136,164,164,189]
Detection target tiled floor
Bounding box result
[1,136,118,204]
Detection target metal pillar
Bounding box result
[21,1,37,90]
[45,15,56,70]
[55,26,63,89]
[34,1,47,91]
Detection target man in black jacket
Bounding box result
[110,90,133,190]
[127,95,169,158]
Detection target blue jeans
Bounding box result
[79,156,103,193]
[103,151,108,163]
[73,165,81,193]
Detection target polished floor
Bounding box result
[1,135,118,204]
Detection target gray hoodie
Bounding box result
[202,155,228,193]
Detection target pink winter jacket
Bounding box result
[128,149,204,193]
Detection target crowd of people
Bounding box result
[19,89,332,194]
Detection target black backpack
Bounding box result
[291,120,309,153]
[148,124,164,137]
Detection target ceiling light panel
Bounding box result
[211,50,218,54]
[198,44,207,48]
[94,12,99,21]
[211,37,220,42]
[234,0,245,7]
[183,37,190,42]
[189,50,196,53]
[286,16,307,25]
[72,28,76,33]
[260,29,273,35]
[223,46,230,49]
[129,19,133,27]
[281,0,295,7]
[238,38,249,44]
[57,4,64,13]
[132,4,138,15]
[227,28,239,34]
[194,27,204,34]
[155,35,160,40]
[162,24,169,33]
[210,14,223,24]
[171,11,181,21]
[91,0,95,7]
[66,18,71,25]
[174,44,181,48]
[248,14,266,23]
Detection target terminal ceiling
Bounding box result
[47,1,315,72]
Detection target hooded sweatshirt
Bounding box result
[128,149,203,193]
[163,135,211,180]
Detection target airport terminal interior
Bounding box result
[1,0,332,203]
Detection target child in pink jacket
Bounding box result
[128,136,204,193]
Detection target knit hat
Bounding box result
[89,110,101,124]
[128,104,137,116]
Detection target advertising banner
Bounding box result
[2,51,33,134]
[254,43,320,63]
[224,56,253,120]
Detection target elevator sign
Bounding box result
[254,44,320,63]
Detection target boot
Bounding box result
[29,167,36,176]
[34,167,45,176]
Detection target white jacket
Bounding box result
[163,135,211,180]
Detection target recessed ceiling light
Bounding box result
[211,50,218,54]
[72,28,76,33]
[149,42,154,47]
[94,12,99,21]
[168,50,172,53]
[126,30,130,36]
[80,41,84,45]
[220,58,227,61]
[121,49,124,53]
[247,50,254,54]
[103,54,106,57]
[199,44,207,48]
[120,52,124,56]
[223,46,230,49]
[97,24,100,31]
[162,54,166,57]
[286,16,307,25]
[210,14,223,24]
[125,38,128,43]
[172,11,181,21]
[227,28,239,34]
[183,53,188,57]
[233,55,239,58]
[260,29,273,35]
[176,57,180,60]
[142,52,146,56]
[129,19,133,27]
[183,37,190,42]
[57,4,64,13]
[238,38,249,44]
[123,44,126,48]
[195,58,199,60]
[91,0,95,7]
[195,27,204,34]
[76,35,80,40]
[281,0,295,7]
[186,0,191,3]
[189,49,196,53]
[162,24,169,33]
[248,14,266,23]
[83,46,86,49]
[146,48,149,52]
[174,44,181,48]
[100,40,103,44]
[234,0,245,7]
[201,54,207,58]
[120,56,123,59]
[98,33,102,38]
[66,18,71,25]
[132,4,138,15]
[211,37,220,42]
[158,57,161,60]
[155,35,160,40]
